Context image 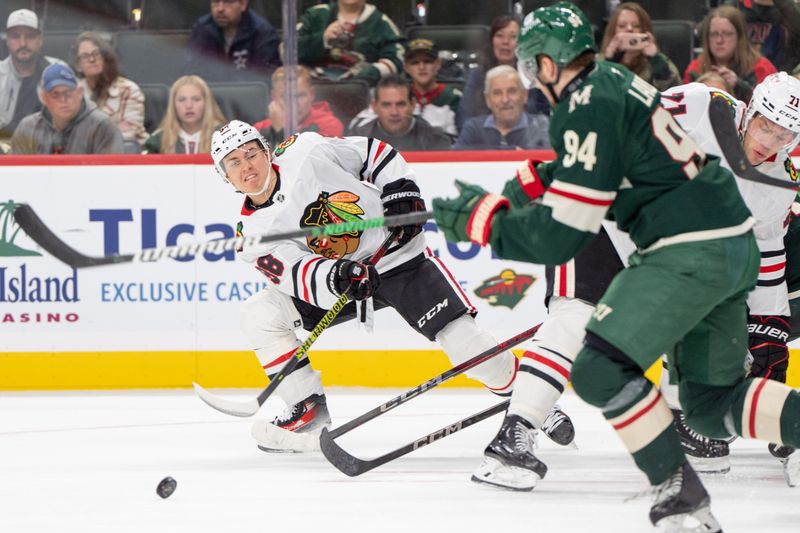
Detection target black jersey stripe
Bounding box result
[266,356,309,381]
[519,366,565,393]
[360,138,373,180]
[757,276,786,287]
[371,149,397,182]
[536,345,574,366]
[292,261,301,300]
[761,249,786,258]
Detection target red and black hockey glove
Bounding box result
[432,180,509,246]
[328,259,380,301]
[381,178,426,246]
[502,159,547,208]
[747,315,791,383]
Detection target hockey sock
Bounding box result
[507,345,572,427]
[436,314,518,394]
[728,377,800,446]
[254,336,323,406]
[573,340,684,485]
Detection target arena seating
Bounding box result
[139,83,170,133]
[115,30,191,86]
[209,81,269,125]
[652,20,696,77]
[39,0,131,31]
[423,0,513,26]
[311,79,370,127]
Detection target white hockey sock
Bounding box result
[659,355,681,410]
[507,346,572,427]
[253,335,324,406]
[436,314,517,394]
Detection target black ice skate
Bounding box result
[649,461,722,533]
[471,414,547,491]
[256,393,331,453]
[769,443,799,487]
[672,409,730,474]
[542,405,575,447]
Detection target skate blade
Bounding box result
[686,455,730,475]
[655,505,722,533]
[781,455,800,487]
[251,420,323,453]
[470,457,541,492]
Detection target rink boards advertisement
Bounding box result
[0,152,554,389]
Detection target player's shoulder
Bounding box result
[783,156,799,183]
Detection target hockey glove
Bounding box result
[381,178,426,246]
[432,180,510,246]
[747,315,791,383]
[502,159,547,209]
[328,259,380,301]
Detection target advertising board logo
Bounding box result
[474,269,535,309]
[0,200,40,257]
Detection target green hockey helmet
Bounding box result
[516,2,595,84]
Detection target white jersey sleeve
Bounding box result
[234,132,426,309]
[661,83,796,316]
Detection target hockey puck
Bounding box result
[156,476,177,499]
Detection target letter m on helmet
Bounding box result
[517,2,596,82]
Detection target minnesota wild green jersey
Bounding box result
[491,61,753,265]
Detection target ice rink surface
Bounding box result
[1,388,796,533]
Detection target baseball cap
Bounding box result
[405,38,439,61]
[7,9,40,32]
[41,64,79,92]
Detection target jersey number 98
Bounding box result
[256,254,285,284]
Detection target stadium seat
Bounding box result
[209,82,269,125]
[138,0,206,31]
[139,83,170,134]
[38,0,132,31]
[40,31,96,63]
[115,30,192,85]
[312,79,370,127]
[652,20,695,78]
[637,0,710,22]
[406,25,489,59]
[424,0,513,26]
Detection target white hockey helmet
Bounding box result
[211,120,270,181]
[742,72,800,152]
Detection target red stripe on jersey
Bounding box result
[425,247,475,313]
[263,348,297,370]
[748,378,769,438]
[549,186,614,206]
[558,264,567,296]
[301,257,325,302]
[373,141,387,163]
[612,390,663,430]
[760,261,786,273]
[523,351,570,379]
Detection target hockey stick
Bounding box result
[708,96,800,192]
[321,400,509,477]
[12,202,433,269]
[318,323,541,474]
[192,229,401,418]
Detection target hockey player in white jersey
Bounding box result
[659,72,800,475]
[210,121,571,452]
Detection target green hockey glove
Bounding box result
[502,159,546,208]
[433,180,510,246]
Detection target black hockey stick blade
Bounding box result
[320,400,509,477]
[13,202,432,269]
[13,203,133,268]
[708,96,799,192]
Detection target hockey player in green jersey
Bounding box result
[433,3,800,531]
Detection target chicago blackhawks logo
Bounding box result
[474,269,536,309]
[301,190,364,259]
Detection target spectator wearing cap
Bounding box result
[454,65,550,151]
[253,66,343,148]
[185,0,281,82]
[348,74,452,151]
[0,9,67,138]
[297,0,404,86]
[11,64,124,154]
[349,39,461,137]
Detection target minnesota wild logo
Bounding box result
[301,190,364,259]
[274,134,297,156]
[474,269,536,309]
[0,200,40,257]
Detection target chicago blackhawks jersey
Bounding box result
[488,60,753,266]
[661,82,797,316]
[235,132,425,309]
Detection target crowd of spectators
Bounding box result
[1,0,800,155]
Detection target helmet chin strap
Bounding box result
[542,66,563,104]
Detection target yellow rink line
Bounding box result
[1,349,799,390]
